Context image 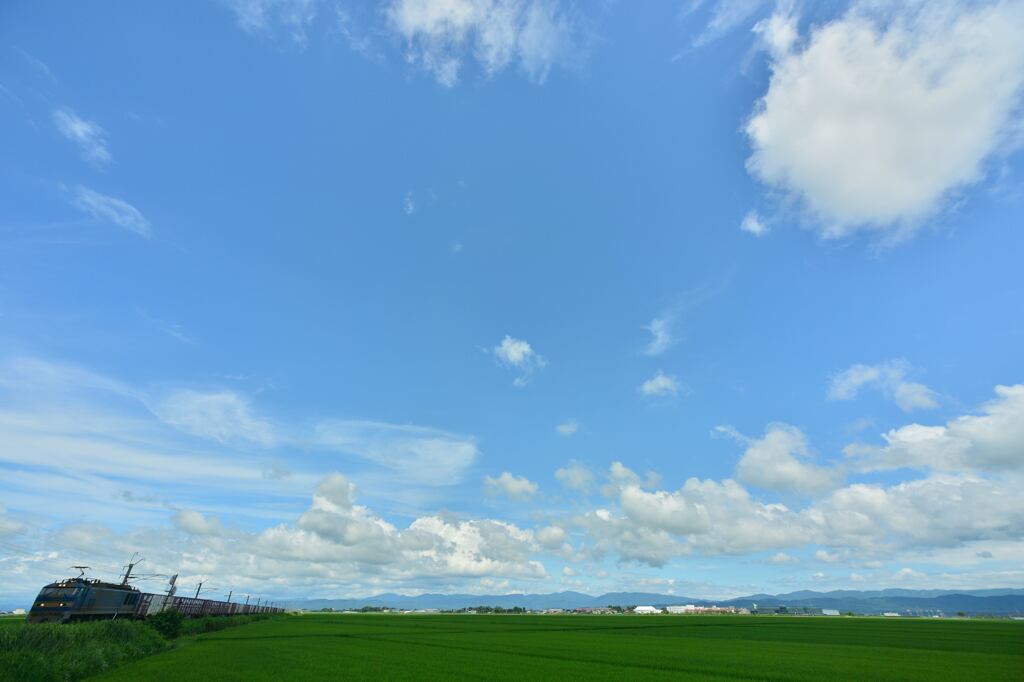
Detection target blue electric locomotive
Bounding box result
[27,564,283,624]
[28,577,141,623]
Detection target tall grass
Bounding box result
[0,619,168,681]
[0,614,280,681]
[179,613,275,637]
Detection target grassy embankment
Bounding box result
[0,614,276,682]
[95,613,1024,681]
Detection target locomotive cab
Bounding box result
[27,577,141,623]
[27,579,88,623]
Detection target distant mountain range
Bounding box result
[289,588,1024,615]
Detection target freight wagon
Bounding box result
[27,574,281,624]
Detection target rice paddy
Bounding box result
[93,613,1024,681]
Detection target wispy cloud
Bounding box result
[639,371,680,398]
[151,389,276,447]
[685,0,771,48]
[53,108,111,168]
[137,309,193,344]
[14,47,58,83]
[492,335,546,386]
[642,277,731,356]
[222,0,580,86]
[223,0,317,45]
[643,316,674,356]
[385,0,579,87]
[71,186,151,238]
[555,420,578,437]
[828,360,938,412]
[740,210,768,236]
[336,7,379,59]
[315,420,479,486]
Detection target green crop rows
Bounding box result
[93,613,1023,681]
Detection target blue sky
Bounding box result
[1,0,1023,603]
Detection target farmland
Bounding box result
[95,614,1023,681]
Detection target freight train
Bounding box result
[27,571,282,624]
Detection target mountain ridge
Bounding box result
[289,588,1024,615]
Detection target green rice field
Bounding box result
[94,613,1023,681]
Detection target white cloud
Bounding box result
[315,420,479,486]
[0,417,265,489]
[53,108,111,167]
[619,485,709,536]
[555,460,595,493]
[71,186,151,238]
[174,509,228,537]
[223,0,317,45]
[576,507,685,567]
[0,357,137,400]
[402,516,545,579]
[28,472,550,600]
[828,360,938,411]
[535,525,567,549]
[740,210,768,236]
[729,423,841,495]
[403,191,416,215]
[643,316,674,355]
[385,0,577,87]
[618,479,813,556]
[688,0,772,47]
[0,358,557,596]
[208,477,553,592]
[752,4,797,57]
[812,474,1024,552]
[639,371,679,397]
[315,473,357,509]
[484,471,539,501]
[555,420,578,437]
[7,351,1024,596]
[591,468,1024,565]
[606,461,661,491]
[493,335,537,365]
[746,1,1024,239]
[492,335,546,386]
[846,384,1024,473]
[153,389,276,447]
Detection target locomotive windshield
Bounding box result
[39,588,81,599]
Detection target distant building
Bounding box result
[12,608,25,615]
[633,606,661,614]
[666,604,744,615]
[666,605,696,614]
[822,609,841,616]
[882,612,900,617]
[574,607,617,615]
